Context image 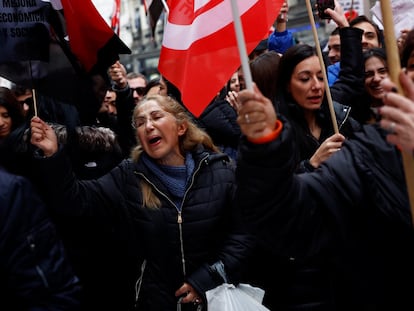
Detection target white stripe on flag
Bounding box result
[163,0,258,50]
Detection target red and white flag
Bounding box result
[111,0,121,36]
[158,0,283,117]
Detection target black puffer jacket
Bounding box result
[0,167,81,311]
[236,119,414,310]
[198,98,241,161]
[36,145,253,311]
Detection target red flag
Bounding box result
[158,0,283,117]
[61,0,130,72]
[111,0,121,36]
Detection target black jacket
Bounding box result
[279,98,359,173]
[112,85,137,157]
[198,98,241,160]
[198,98,241,152]
[236,119,414,310]
[329,27,365,115]
[36,145,253,311]
[276,28,364,173]
[0,167,81,311]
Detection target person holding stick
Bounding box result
[275,43,359,173]
[29,94,253,311]
[235,81,414,310]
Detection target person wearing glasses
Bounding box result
[109,61,148,105]
[127,72,148,104]
[30,94,252,311]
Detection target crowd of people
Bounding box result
[2,2,414,310]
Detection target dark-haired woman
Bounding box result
[0,87,24,142]
[0,87,32,177]
[276,44,359,173]
[361,48,389,123]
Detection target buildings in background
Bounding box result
[105,0,375,79]
[0,0,375,91]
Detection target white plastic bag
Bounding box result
[206,283,270,311]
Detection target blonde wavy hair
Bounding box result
[131,94,219,209]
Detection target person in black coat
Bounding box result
[234,82,414,310]
[276,43,360,174]
[30,94,253,311]
[0,166,81,311]
[0,85,128,310]
[198,86,241,162]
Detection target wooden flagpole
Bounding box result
[28,60,38,117]
[32,88,38,117]
[305,0,338,134]
[380,0,414,223]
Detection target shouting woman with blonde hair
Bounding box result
[30,94,252,311]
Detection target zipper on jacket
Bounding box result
[134,153,210,278]
[134,259,147,306]
[175,153,208,276]
[338,105,352,131]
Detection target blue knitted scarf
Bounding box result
[141,152,195,209]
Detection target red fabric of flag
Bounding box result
[61,0,130,72]
[158,0,283,117]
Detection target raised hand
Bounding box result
[379,71,414,152]
[324,0,349,28]
[30,117,58,157]
[237,84,278,141]
[108,61,128,89]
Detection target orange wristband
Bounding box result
[248,120,283,144]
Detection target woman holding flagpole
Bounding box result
[275,43,359,173]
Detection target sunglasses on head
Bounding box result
[131,87,146,96]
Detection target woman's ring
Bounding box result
[245,114,250,123]
[388,121,396,133]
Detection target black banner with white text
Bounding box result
[0,0,50,62]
